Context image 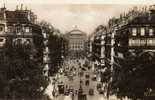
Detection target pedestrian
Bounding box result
[66,85,68,91]
[52,88,56,97]
[75,90,78,95]
[71,91,74,100]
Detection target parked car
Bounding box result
[82,67,86,71]
[69,86,74,93]
[85,74,90,79]
[78,94,87,100]
[79,71,84,77]
[98,88,104,94]
[96,83,102,90]
[91,75,97,81]
[58,84,64,94]
[85,80,89,86]
[64,89,70,95]
[89,88,94,95]
[73,71,76,76]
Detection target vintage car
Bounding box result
[89,88,94,95]
[85,74,90,79]
[85,80,89,86]
[58,84,64,94]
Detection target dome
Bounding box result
[69,29,86,35]
[67,26,87,35]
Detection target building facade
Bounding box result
[90,25,112,82]
[91,25,109,66]
[65,28,87,59]
[91,6,155,85]
[113,7,155,64]
[0,5,43,61]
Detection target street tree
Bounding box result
[0,42,48,99]
[110,51,155,100]
[48,31,68,76]
[39,21,68,76]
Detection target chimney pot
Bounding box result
[21,4,23,10]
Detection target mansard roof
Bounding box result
[69,29,86,35]
[5,10,30,24]
[128,11,155,25]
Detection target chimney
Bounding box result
[149,5,155,15]
[21,4,23,10]
[1,3,6,11]
[3,3,6,9]
[148,5,155,21]
[25,6,28,10]
[16,5,19,10]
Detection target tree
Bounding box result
[48,33,68,76]
[39,21,68,76]
[0,42,48,99]
[110,51,155,100]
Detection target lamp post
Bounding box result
[61,38,64,67]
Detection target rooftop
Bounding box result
[67,26,87,36]
[0,5,37,24]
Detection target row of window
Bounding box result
[70,44,84,50]
[132,27,154,36]
[0,38,31,47]
[13,38,32,45]
[70,41,84,45]
[0,26,31,33]
[7,26,30,33]
[129,38,155,46]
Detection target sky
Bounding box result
[0,0,152,34]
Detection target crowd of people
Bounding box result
[45,57,107,100]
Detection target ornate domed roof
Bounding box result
[67,26,86,35]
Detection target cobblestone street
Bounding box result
[45,59,118,100]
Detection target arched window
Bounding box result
[14,38,22,45]
[25,39,31,44]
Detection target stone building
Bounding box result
[112,6,155,63]
[0,5,43,60]
[0,5,42,46]
[65,28,87,59]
